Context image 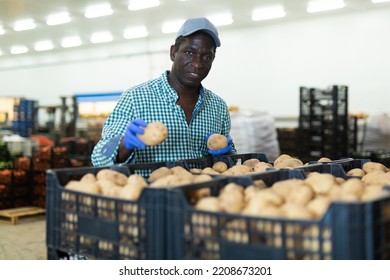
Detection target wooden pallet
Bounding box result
[0,207,46,225]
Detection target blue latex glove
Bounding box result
[123,119,147,150]
[206,133,233,155]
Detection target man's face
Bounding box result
[170,32,216,89]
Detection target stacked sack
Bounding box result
[230,108,280,162]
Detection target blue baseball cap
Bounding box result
[176,17,221,47]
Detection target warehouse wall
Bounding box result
[0,8,389,118]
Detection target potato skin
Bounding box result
[207,134,228,150]
[138,121,168,146]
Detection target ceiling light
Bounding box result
[161,19,185,34]
[0,26,5,35]
[252,6,286,21]
[46,12,71,26]
[61,36,82,48]
[207,13,233,26]
[307,0,345,13]
[128,0,160,11]
[371,0,390,3]
[0,50,3,56]
[85,3,113,18]
[13,19,36,31]
[123,26,148,39]
[10,45,28,54]
[34,40,54,51]
[90,31,113,43]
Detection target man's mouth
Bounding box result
[188,72,201,78]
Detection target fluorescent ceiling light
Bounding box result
[162,19,185,34]
[128,0,160,11]
[207,13,233,26]
[0,26,5,35]
[34,40,54,51]
[61,36,82,48]
[10,45,28,54]
[13,19,36,31]
[90,31,113,43]
[123,26,148,39]
[371,0,390,3]
[252,6,286,21]
[307,0,345,13]
[46,12,71,26]
[85,3,113,18]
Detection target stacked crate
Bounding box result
[277,128,298,157]
[12,99,38,138]
[296,85,351,162]
[0,162,32,210]
[32,145,69,208]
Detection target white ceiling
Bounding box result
[0,0,389,61]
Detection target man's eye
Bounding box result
[185,51,193,55]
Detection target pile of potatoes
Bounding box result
[194,170,390,220]
[64,169,148,200]
[64,166,214,200]
[190,154,308,176]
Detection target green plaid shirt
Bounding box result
[91,71,235,166]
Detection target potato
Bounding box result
[346,168,365,177]
[189,187,211,204]
[96,169,128,186]
[65,180,100,194]
[195,197,221,212]
[207,134,228,150]
[127,174,147,188]
[212,161,228,173]
[97,179,120,195]
[305,173,336,195]
[225,164,252,175]
[219,191,244,213]
[201,167,220,175]
[252,188,283,207]
[318,157,332,163]
[272,179,301,199]
[137,121,168,146]
[119,184,145,200]
[361,185,388,201]
[362,171,390,186]
[243,159,261,169]
[362,162,388,174]
[253,162,273,172]
[170,166,193,179]
[273,154,293,167]
[80,173,97,183]
[340,178,364,199]
[307,196,331,218]
[274,158,304,168]
[283,203,314,220]
[286,183,314,206]
[148,166,172,182]
[192,174,213,183]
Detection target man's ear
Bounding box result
[170,45,176,61]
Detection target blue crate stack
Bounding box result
[12,99,38,138]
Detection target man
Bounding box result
[91,17,235,166]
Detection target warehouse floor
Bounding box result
[0,214,46,260]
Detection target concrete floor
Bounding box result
[0,214,46,260]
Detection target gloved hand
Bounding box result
[206,133,233,155]
[123,119,147,150]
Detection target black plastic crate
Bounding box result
[46,163,174,260]
[166,169,390,260]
